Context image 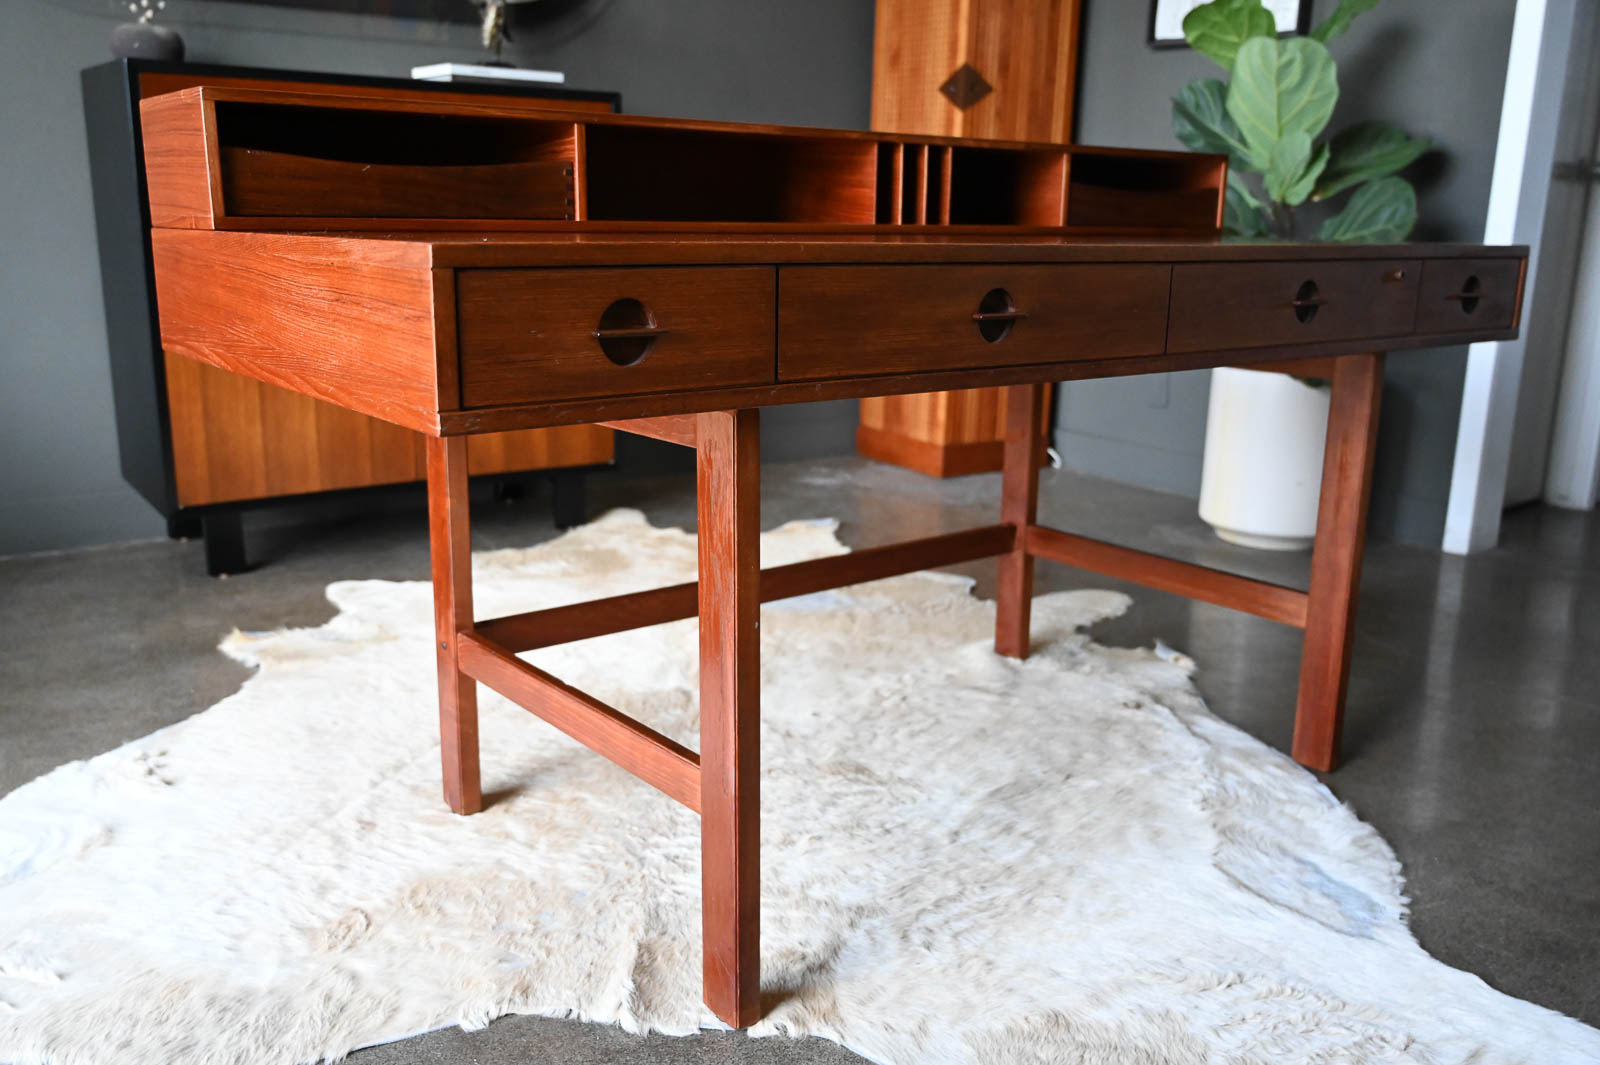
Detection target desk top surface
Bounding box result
[167,228,1525,269]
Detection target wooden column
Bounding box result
[695,409,762,1028]
[1292,353,1384,772]
[426,435,483,815]
[995,383,1044,658]
[860,0,1080,476]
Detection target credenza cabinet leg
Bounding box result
[1293,353,1384,772]
[201,511,248,576]
[695,409,763,1028]
[995,384,1045,659]
[426,435,483,815]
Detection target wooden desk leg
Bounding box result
[1293,353,1384,772]
[696,409,762,1028]
[995,384,1045,659]
[426,435,483,815]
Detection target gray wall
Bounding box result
[0,0,873,555]
[1062,0,1517,545]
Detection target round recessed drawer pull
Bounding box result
[1445,275,1483,315]
[972,288,1026,343]
[1290,279,1326,324]
[593,298,667,366]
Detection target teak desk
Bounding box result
[139,84,1527,1028]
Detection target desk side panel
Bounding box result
[151,229,444,433]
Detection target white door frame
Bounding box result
[1443,0,1579,554]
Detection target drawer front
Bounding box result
[1167,259,1420,353]
[1414,257,1522,334]
[777,264,1171,381]
[457,267,775,407]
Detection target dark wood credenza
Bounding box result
[82,61,621,574]
[136,82,1527,1029]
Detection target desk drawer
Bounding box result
[457,267,775,407]
[777,264,1171,381]
[1167,259,1419,353]
[1414,258,1522,334]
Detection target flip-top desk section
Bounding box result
[138,85,1226,234]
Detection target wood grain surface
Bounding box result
[1414,257,1525,334]
[696,409,762,1029]
[427,435,481,815]
[995,383,1044,657]
[458,266,776,407]
[1293,353,1384,772]
[1026,526,1309,627]
[1167,259,1421,353]
[152,228,445,432]
[165,356,612,506]
[457,632,702,812]
[779,263,1170,379]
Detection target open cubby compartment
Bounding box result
[582,124,878,224]
[875,144,902,224]
[213,100,578,220]
[948,147,1067,226]
[1066,151,1224,231]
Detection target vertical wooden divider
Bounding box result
[1292,353,1384,771]
[995,383,1044,658]
[889,144,904,223]
[571,122,587,221]
[938,146,953,224]
[426,434,482,815]
[696,408,763,1028]
[1059,151,1073,227]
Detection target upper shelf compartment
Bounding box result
[1067,151,1225,232]
[139,85,1225,235]
[584,125,877,224]
[214,102,575,220]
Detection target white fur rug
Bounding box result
[1,509,1596,1065]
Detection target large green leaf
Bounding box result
[1265,134,1329,206]
[1182,0,1277,70]
[1317,176,1417,242]
[1227,36,1339,171]
[1313,120,1430,200]
[1172,79,1252,170]
[1312,0,1383,43]
[1224,172,1274,237]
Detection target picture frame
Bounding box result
[1148,0,1312,48]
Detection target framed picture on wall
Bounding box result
[1149,0,1312,48]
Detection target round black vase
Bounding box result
[109,22,185,61]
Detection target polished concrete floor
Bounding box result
[2,456,1596,1063]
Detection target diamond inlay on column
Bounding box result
[939,64,992,110]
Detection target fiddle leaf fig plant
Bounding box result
[1172,0,1428,242]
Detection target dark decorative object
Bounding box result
[111,1,184,60]
[938,64,993,111]
[1149,0,1310,48]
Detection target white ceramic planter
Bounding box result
[1199,367,1331,551]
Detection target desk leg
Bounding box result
[696,409,762,1028]
[426,435,483,815]
[996,384,1045,659]
[1293,353,1384,772]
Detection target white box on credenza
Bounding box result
[410,63,565,86]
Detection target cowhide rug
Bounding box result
[1,509,1595,1065]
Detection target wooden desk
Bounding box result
[139,85,1528,1028]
